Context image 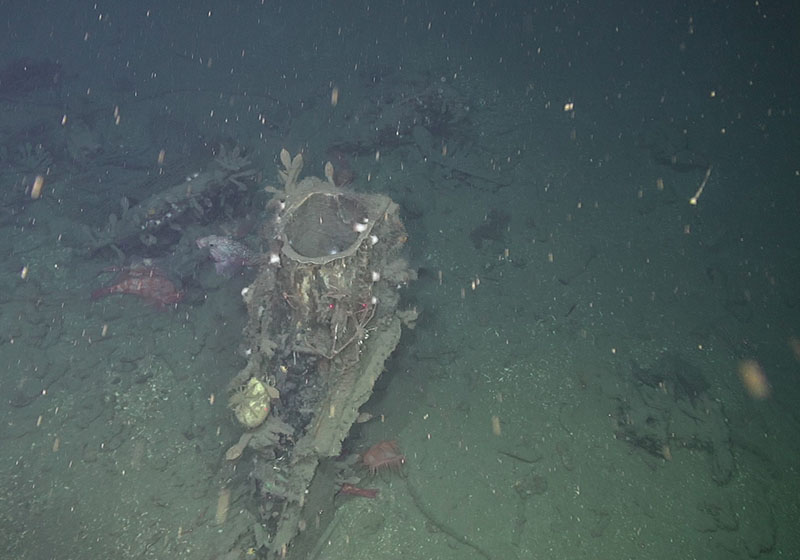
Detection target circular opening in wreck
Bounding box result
[284,193,368,259]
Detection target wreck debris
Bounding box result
[90,145,257,254]
[227,149,416,557]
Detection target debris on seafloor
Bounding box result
[219,148,417,558]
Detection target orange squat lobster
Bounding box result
[338,441,405,499]
[361,440,405,475]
